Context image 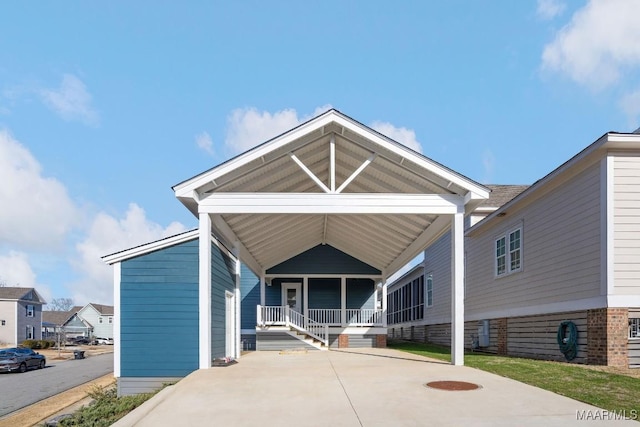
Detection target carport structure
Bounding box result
[173,109,489,366]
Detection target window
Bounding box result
[386,274,425,325]
[426,274,433,307]
[496,227,522,276]
[99,317,103,324]
[26,305,34,318]
[108,317,113,324]
[1,320,5,326]
[630,318,640,339]
[26,325,34,340]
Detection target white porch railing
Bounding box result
[258,306,383,328]
[257,305,328,347]
[308,309,342,325]
[346,308,383,326]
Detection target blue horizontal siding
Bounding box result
[308,278,340,309]
[211,244,236,359]
[346,278,375,309]
[266,245,380,275]
[120,239,199,378]
[241,265,259,329]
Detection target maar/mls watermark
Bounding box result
[577,409,638,421]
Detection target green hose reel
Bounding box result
[557,320,578,361]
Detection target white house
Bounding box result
[387,131,640,368]
[0,287,45,346]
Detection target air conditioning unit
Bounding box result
[478,320,490,347]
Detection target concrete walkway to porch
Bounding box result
[113,348,637,427]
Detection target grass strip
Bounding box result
[390,341,640,415]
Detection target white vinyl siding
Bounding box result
[423,231,452,323]
[465,162,602,315]
[613,156,640,295]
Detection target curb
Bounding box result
[110,384,178,427]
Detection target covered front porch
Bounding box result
[173,109,489,364]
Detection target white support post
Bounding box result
[381,279,388,328]
[234,254,241,360]
[451,211,465,366]
[113,262,121,378]
[199,213,212,369]
[341,277,347,327]
[260,275,266,306]
[303,277,309,328]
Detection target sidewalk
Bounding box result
[114,348,638,427]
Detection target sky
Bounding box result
[1,0,640,307]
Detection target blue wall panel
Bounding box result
[120,239,199,377]
[240,264,259,329]
[346,278,375,309]
[308,278,340,308]
[210,244,236,360]
[266,245,380,275]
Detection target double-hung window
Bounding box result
[26,305,35,317]
[496,227,522,276]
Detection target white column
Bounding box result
[113,262,121,378]
[235,255,241,360]
[451,211,465,366]
[199,213,212,369]
[381,279,388,327]
[303,277,309,319]
[260,275,266,306]
[341,277,347,327]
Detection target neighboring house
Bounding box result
[0,287,46,346]
[387,131,640,369]
[104,109,490,395]
[78,303,114,339]
[42,303,114,341]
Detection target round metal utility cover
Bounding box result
[425,381,481,391]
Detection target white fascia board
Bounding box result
[334,115,490,198]
[103,230,199,264]
[174,112,339,198]
[199,193,464,215]
[210,215,263,275]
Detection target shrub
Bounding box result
[59,385,158,427]
[21,340,40,349]
[39,340,55,349]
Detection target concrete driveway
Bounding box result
[114,348,638,426]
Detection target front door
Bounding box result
[282,282,302,313]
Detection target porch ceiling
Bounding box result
[174,110,489,278]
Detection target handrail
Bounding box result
[258,305,328,347]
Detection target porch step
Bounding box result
[290,329,328,351]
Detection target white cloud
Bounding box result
[0,251,52,303]
[536,0,566,20]
[72,203,187,305]
[620,89,640,129]
[224,105,423,158]
[0,130,79,251]
[541,0,640,90]
[224,105,334,154]
[370,121,423,153]
[196,131,214,155]
[39,74,99,124]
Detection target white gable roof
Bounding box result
[174,109,489,278]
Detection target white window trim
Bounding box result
[495,225,523,278]
[26,304,35,318]
[425,273,433,308]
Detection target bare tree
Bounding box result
[47,297,75,311]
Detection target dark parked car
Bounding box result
[70,336,90,345]
[0,348,46,373]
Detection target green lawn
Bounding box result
[389,341,640,414]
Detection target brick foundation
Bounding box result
[376,334,387,348]
[587,308,628,367]
[497,317,508,355]
[338,334,349,348]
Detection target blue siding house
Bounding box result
[106,109,490,394]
